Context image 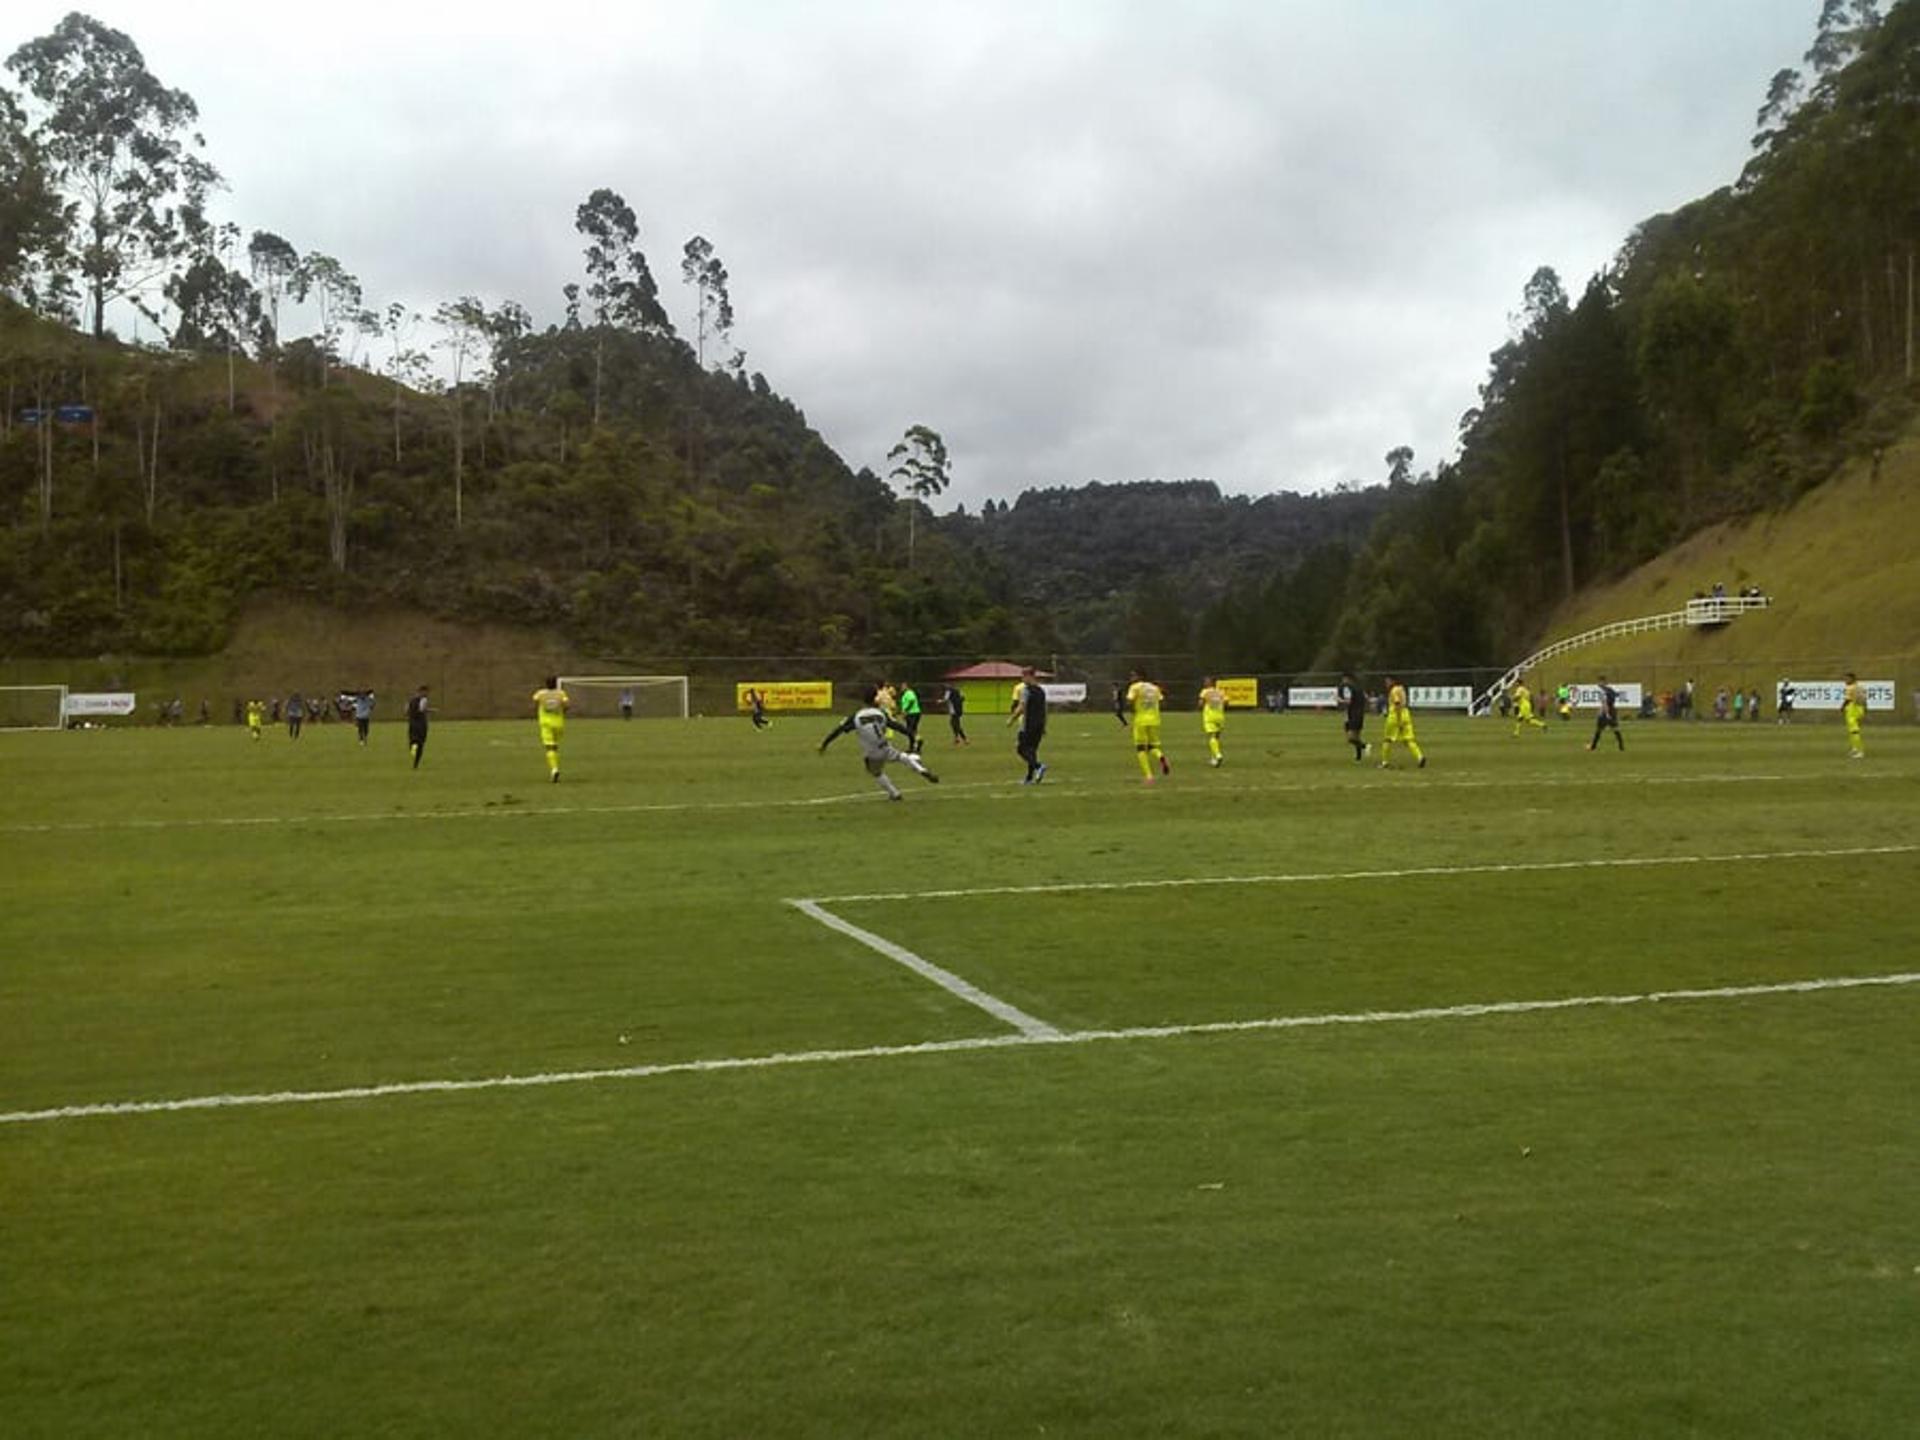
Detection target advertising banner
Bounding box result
[63,692,136,717]
[1040,683,1088,705]
[1288,686,1341,709]
[736,681,833,712]
[1218,677,1259,708]
[1406,685,1473,710]
[1778,680,1895,711]
[1569,683,1644,710]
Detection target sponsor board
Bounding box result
[736,681,833,712]
[1569,682,1644,710]
[1777,680,1896,712]
[1218,677,1259,708]
[1288,686,1342,709]
[1406,685,1473,710]
[1040,683,1088,705]
[63,692,136,717]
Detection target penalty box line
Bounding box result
[803,843,1920,906]
[5,971,1918,1128]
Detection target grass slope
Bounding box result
[1534,437,1920,707]
[3,710,1917,1436]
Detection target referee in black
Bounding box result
[1587,676,1625,752]
[1340,672,1368,761]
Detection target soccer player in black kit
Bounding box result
[1008,667,1048,784]
[406,685,430,768]
[1587,676,1625,752]
[1339,672,1369,761]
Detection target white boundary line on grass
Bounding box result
[2,768,1875,837]
[788,899,1062,1038]
[5,970,1917,1127]
[801,843,1920,906]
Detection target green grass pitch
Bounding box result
[3,709,1917,1436]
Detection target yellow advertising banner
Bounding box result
[737,681,834,712]
[1218,676,1260,708]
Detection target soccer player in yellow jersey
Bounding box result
[1510,676,1547,736]
[245,698,264,741]
[1198,677,1228,767]
[532,674,571,782]
[1842,671,1866,759]
[1126,668,1170,784]
[1378,675,1426,770]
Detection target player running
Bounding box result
[532,675,571,782]
[1125,669,1170,784]
[1510,676,1547,736]
[1198,677,1228,767]
[820,686,940,800]
[406,685,431,769]
[245,698,264,741]
[1008,667,1048,784]
[1587,675,1624,752]
[1377,675,1426,770]
[745,686,771,730]
[946,684,969,746]
[1843,672,1866,758]
[899,683,924,753]
[1339,673,1368,762]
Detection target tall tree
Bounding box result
[887,423,950,569]
[680,235,736,371]
[247,230,300,499]
[433,295,491,528]
[6,13,218,338]
[0,82,67,309]
[291,252,362,388]
[575,187,670,425]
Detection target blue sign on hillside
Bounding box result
[16,405,95,425]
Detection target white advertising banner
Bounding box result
[63,692,136,717]
[1570,683,1644,710]
[1040,683,1088,705]
[1288,686,1341,709]
[1406,685,1473,710]
[1778,680,1895,712]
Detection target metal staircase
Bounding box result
[1472,595,1772,716]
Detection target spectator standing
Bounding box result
[286,691,307,740]
[353,690,375,746]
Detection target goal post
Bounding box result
[557,675,690,719]
[0,684,68,731]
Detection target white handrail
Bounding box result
[1472,595,1770,715]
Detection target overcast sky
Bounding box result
[17,1,1819,510]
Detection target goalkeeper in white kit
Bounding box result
[820,686,941,800]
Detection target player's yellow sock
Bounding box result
[1409,739,1425,763]
[545,747,559,775]
[1136,748,1153,779]
[1208,735,1221,762]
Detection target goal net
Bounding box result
[557,675,690,719]
[0,685,68,730]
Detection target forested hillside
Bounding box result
[1316,0,1920,671]
[4,4,1918,675]
[0,12,1380,664]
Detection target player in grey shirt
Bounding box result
[820,686,941,800]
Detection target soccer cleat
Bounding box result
[1159,754,1170,775]
[1418,755,1427,769]
[551,770,561,783]
[1363,742,1371,757]
[1034,762,1047,784]
[1210,755,1222,768]
[922,767,940,784]
[1378,761,1390,769]
[888,792,904,801]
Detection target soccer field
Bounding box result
[4,711,1918,1436]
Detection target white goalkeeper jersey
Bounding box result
[848,705,901,758]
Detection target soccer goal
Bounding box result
[558,674,690,719]
[0,684,68,730]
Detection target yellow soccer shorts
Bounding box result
[539,719,565,748]
[1133,721,1162,750]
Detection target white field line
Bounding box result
[5,970,1916,1128]
[789,899,1062,1038]
[803,843,1920,906]
[0,769,1857,837]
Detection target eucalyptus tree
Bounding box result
[887,423,950,569]
[0,82,67,309]
[433,295,491,527]
[680,235,736,370]
[575,187,670,424]
[247,230,300,498]
[165,222,259,411]
[6,13,218,339]
[292,252,362,388]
